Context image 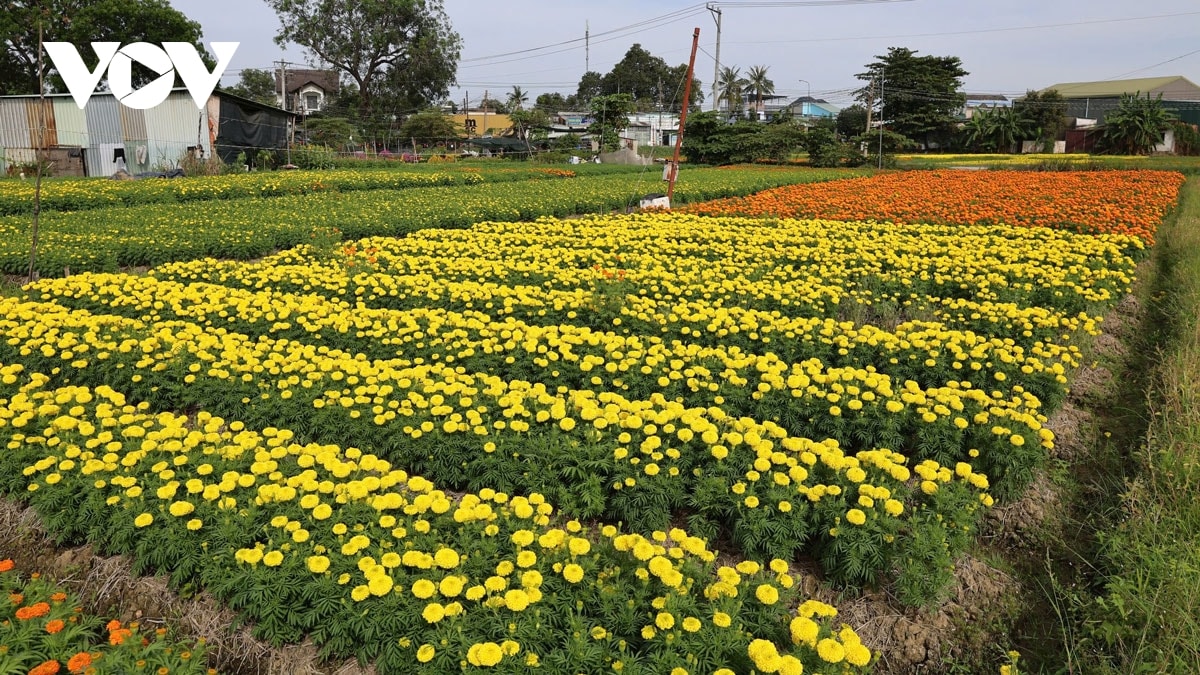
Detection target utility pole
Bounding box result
[585,20,590,73]
[483,89,489,136]
[707,4,722,112]
[667,27,700,205]
[29,18,45,283]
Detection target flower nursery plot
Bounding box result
[0,167,866,276]
[682,169,1184,244]
[0,167,1182,673]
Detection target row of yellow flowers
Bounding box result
[0,296,994,603]
[28,270,1059,501]
[0,363,871,673]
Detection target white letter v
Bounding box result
[44,42,120,109]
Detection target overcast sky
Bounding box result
[178,0,1200,109]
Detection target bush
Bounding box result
[291,144,337,170]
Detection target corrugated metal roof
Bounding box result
[85,96,122,144]
[0,99,31,153]
[52,98,88,148]
[1041,76,1200,100]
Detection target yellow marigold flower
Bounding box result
[263,551,284,567]
[134,513,154,528]
[168,501,194,517]
[562,564,584,583]
[590,626,608,640]
[846,509,867,526]
[682,617,701,632]
[568,537,591,556]
[439,576,465,597]
[504,589,531,611]
[790,616,819,646]
[186,519,203,531]
[434,548,460,569]
[306,556,330,574]
[416,644,435,663]
[756,584,780,605]
[817,638,845,663]
[671,668,688,675]
[421,602,446,623]
[655,611,675,630]
[713,611,732,628]
[411,579,437,599]
[467,641,504,667]
[350,585,370,602]
[846,642,872,666]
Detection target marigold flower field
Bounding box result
[0,167,1184,673]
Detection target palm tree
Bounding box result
[1102,92,1175,155]
[507,85,528,112]
[717,66,746,116]
[743,65,774,120]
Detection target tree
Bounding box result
[743,65,774,119]
[683,110,804,165]
[304,116,357,149]
[1014,89,1068,148]
[507,85,528,111]
[836,105,868,140]
[226,68,278,106]
[588,93,636,152]
[856,47,967,149]
[575,44,702,112]
[266,0,462,119]
[396,109,459,145]
[535,92,568,111]
[576,71,604,106]
[960,106,1031,153]
[717,66,746,115]
[1,0,208,95]
[479,96,508,114]
[508,107,550,154]
[1100,92,1175,155]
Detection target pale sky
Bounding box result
[174,0,1200,110]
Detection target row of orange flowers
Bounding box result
[1,559,214,675]
[683,170,1184,245]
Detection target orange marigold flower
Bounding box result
[29,660,61,675]
[106,619,122,632]
[46,619,66,634]
[50,592,68,603]
[9,593,23,605]
[16,602,51,620]
[0,559,13,572]
[66,652,93,673]
[109,628,133,646]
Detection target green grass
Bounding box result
[1075,176,1200,673]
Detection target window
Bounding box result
[305,93,320,111]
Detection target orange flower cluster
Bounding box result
[16,601,51,620]
[685,170,1184,244]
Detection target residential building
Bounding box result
[786,96,841,120]
[276,68,339,114]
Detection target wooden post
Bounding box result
[667,27,700,206]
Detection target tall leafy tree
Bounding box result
[588,93,636,152]
[743,65,774,118]
[718,66,746,115]
[266,0,462,118]
[1101,92,1175,155]
[1014,89,1069,146]
[576,44,702,112]
[835,104,868,139]
[856,47,968,149]
[226,68,278,106]
[1,0,208,95]
[396,109,459,143]
[961,106,1030,153]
